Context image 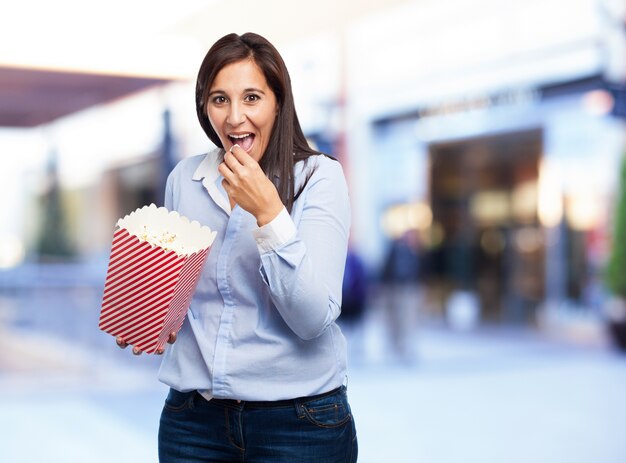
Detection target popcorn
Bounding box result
[99,204,216,354]
[116,204,216,257]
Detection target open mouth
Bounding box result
[228,133,255,152]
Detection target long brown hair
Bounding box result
[196,32,323,212]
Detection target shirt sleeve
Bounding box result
[252,207,297,253]
[254,158,351,340]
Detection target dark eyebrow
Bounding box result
[208,87,266,97]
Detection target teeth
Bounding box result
[230,133,251,139]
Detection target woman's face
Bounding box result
[206,59,278,162]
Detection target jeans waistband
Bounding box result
[201,385,344,409]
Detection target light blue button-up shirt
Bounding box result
[158,148,351,401]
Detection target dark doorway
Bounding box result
[427,129,545,322]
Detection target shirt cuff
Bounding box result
[252,207,296,253]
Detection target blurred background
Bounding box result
[1,0,626,461]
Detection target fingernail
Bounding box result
[230,144,240,153]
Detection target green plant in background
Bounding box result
[606,155,626,297]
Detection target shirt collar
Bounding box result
[192,147,222,181]
[192,148,231,215]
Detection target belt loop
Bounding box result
[294,399,305,419]
[188,391,198,410]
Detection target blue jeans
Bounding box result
[158,386,358,462]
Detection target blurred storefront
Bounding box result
[342,0,626,325]
[2,0,625,332]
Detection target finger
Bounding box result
[221,178,233,197]
[223,149,245,172]
[218,162,236,185]
[156,348,165,355]
[168,331,177,344]
[116,336,128,349]
[229,144,256,167]
[132,347,143,355]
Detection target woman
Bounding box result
[118,32,357,462]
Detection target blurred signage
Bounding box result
[375,87,541,127]
[374,75,613,127]
[417,88,540,119]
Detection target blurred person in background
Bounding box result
[116,32,357,462]
[381,228,423,363]
[339,244,368,362]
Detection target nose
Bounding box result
[226,101,246,126]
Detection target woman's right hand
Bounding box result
[116,331,177,355]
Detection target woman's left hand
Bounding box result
[116,331,177,355]
[218,144,284,226]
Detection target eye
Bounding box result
[211,95,227,105]
[244,94,260,103]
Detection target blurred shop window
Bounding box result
[606,84,626,119]
[103,155,162,220]
[306,132,335,158]
[35,150,75,261]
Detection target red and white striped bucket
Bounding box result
[98,205,215,354]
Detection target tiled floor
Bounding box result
[1,321,625,463]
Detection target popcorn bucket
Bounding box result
[99,204,216,354]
